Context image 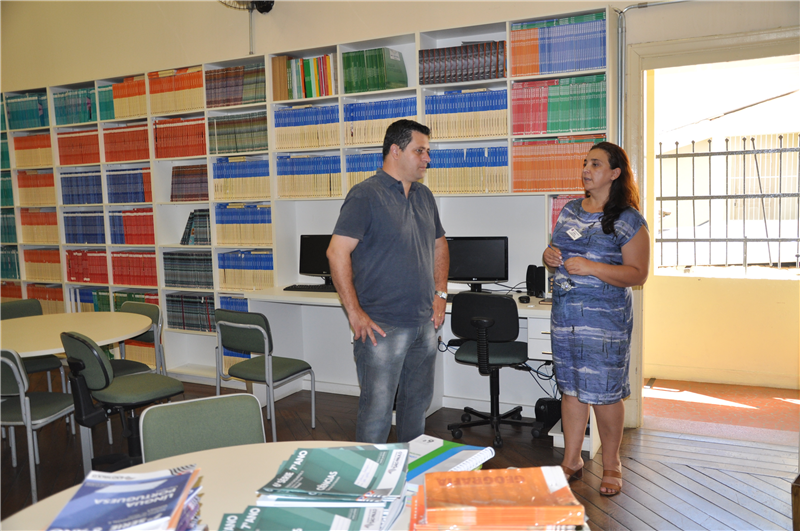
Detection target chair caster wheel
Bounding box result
[511,412,522,421]
[461,413,471,422]
[493,435,503,448]
[451,429,463,439]
[531,428,542,438]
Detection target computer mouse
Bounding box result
[519,295,530,304]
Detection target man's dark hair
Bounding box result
[382,119,431,159]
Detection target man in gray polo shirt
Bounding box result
[327,119,449,444]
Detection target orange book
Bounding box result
[422,467,584,527]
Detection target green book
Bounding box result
[220,505,383,531]
[380,47,408,90]
[303,58,313,98]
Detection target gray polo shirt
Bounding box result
[333,169,445,326]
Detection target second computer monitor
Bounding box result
[446,236,509,292]
[299,234,333,284]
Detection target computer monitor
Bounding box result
[446,236,509,292]
[299,234,333,285]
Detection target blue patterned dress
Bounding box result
[550,199,647,405]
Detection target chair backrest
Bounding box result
[1,349,28,397]
[215,309,272,355]
[1,299,43,320]
[120,301,160,344]
[139,394,266,463]
[451,292,519,342]
[60,331,114,390]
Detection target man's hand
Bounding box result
[432,296,446,329]
[348,308,386,346]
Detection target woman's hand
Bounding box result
[563,256,594,276]
[543,245,563,270]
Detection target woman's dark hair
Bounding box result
[588,141,641,234]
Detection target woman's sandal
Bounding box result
[561,464,583,482]
[600,469,622,496]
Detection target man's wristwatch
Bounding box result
[435,290,448,301]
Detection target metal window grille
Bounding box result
[655,134,800,269]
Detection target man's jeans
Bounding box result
[354,320,437,443]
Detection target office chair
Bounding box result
[140,394,266,463]
[1,349,75,503]
[118,301,167,375]
[446,292,537,448]
[1,299,66,393]
[214,308,315,442]
[60,331,184,472]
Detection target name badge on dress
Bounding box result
[567,228,582,240]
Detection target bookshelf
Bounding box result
[0,8,615,397]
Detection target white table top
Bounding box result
[0,440,414,531]
[0,312,151,357]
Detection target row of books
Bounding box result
[212,157,270,200]
[551,194,585,228]
[218,250,274,290]
[148,67,205,115]
[419,41,507,85]
[109,208,155,245]
[26,283,64,314]
[0,97,5,132]
[171,164,209,202]
[63,211,105,244]
[153,117,207,159]
[20,208,59,244]
[53,87,97,126]
[166,291,215,332]
[1,280,23,299]
[512,135,604,192]
[97,76,148,121]
[16,170,56,207]
[511,74,606,135]
[343,97,416,145]
[206,63,267,108]
[163,250,213,289]
[13,133,52,168]
[104,123,150,162]
[215,204,272,245]
[0,172,11,207]
[344,152,382,188]
[180,209,211,245]
[72,286,111,312]
[23,248,62,282]
[113,288,159,310]
[272,53,339,101]
[273,105,340,149]
[1,136,9,169]
[108,167,152,203]
[1,246,19,278]
[56,129,100,166]
[61,169,102,205]
[110,251,157,286]
[5,93,49,130]
[1,210,16,243]
[426,146,509,194]
[424,89,508,139]
[208,111,269,155]
[510,12,606,77]
[276,155,342,198]
[65,249,108,284]
[343,47,409,94]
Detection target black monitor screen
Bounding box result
[447,236,508,290]
[299,234,332,279]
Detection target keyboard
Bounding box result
[283,284,337,293]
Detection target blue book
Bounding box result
[406,434,495,486]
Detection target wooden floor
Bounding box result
[2,377,797,530]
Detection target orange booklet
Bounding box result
[421,467,585,527]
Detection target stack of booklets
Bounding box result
[342,47,408,94]
[406,434,496,488]
[409,466,586,530]
[221,444,409,531]
[165,292,216,332]
[180,209,211,245]
[45,465,203,531]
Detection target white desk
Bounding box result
[0,312,151,357]
[0,441,413,531]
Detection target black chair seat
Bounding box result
[454,341,529,367]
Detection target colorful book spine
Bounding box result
[163,250,213,289]
[212,157,269,200]
[63,210,105,244]
[343,47,407,94]
[153,117,207,159]
[97,86,115,121]
[511,74,606,135]
[111,251,157,286]
[1,208,17,244]
[26,283,64,314]
[148,67,205,115]
[165,292,216,332]
[208,111,269,155]
[1,280,23,300]
[17,170,56,207]
[512,135,604,192]
[419,41,506,85]
[23,248,62,282]
[1,134,9,169]
[73,286,111,312]
[109,208,155,245]
[424,89,507,139]
[276,155,342,198]
[1,247,20,279]
[53,87,97,126]
[218,249,274,290]
[6,93,49,130]
[215,203,272,245]
[20,208,59,243]
[179,209,211,245]
[13,133,53,168]
[106,167,152,203]
[103,123,150,162]
[343,97,417,145]
[426,146,508,194]
[345,152,382,190]
[112,289,158,311]
[60,169,102,205]
[110,76,147,119]
[57,128,100,165]
[65,250,108,284]
[205,63,266,108]
[273,105,340,149]
[170,164,209,201]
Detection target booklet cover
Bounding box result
[46,465,200,531]
[406,434,495,485]
[219,505,383,531]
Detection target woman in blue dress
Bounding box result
[542,142,649,497]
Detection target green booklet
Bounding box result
[257,446,408,500]
[219,505,383,531]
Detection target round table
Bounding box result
[0,312,151,357]
[0,440,411,530]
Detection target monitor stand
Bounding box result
[468,283,484,293]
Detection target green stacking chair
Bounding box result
[1,349,75,503]
[60,331,184,472]
[1,299,66,393]
[119,301,166,376]
[214,308,315,442]
[139,394,266,463]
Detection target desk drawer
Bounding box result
[527,317,551,361]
